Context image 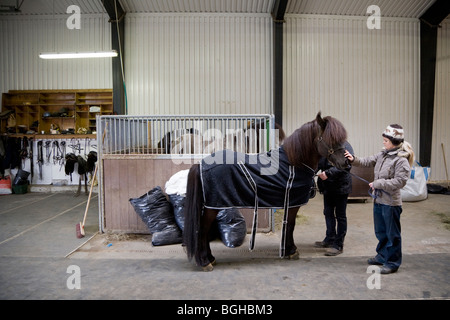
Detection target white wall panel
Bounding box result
[0,14,112,95]
[285,0,435,18]
[120,0,274,13]
[283,15,420,162]
[125,13,272,115]
[431,19,450,183]
[0,0,106,15]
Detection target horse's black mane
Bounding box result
[282,114,347,169]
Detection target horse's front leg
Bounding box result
[284,207,300,259]
[198,208,219,271]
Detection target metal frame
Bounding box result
[96,114,276,233]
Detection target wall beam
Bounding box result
[271,0,288,127]
[102,0,126,115]
[419,0,450,166]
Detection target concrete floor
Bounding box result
[0,190,449,300]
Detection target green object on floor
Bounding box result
[12,184,28,194]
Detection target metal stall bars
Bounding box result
[96,114,276,234]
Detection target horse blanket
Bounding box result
[200,146,315,253]
[200,146,314,210]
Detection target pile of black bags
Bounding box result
[129,183,247,248]
[129,186,183,246]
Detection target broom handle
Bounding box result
[82,162,98,226]
[442,143,449,189]
[82,122,108,226]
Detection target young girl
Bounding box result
[344,124,414,274]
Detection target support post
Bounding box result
[102,0,126,115]
[271,0,288,127]
[418,0,450,166]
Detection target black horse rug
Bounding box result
[200,146,315,250]
[200,146,314,209]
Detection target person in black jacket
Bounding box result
[315,140,354,256]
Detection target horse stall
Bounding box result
[96,114,277,235]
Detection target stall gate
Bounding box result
[97,114,277,234]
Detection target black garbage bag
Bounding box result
[216,208,247,248]
[427,183,450,195]
[129,186,182,246]
[151,224,183,246]
[167,194,246,247]
[168,194,186,231]
[13,169,30,186]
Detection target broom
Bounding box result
[76,162,98,238]
[76,123,108,238]
[442,143,449,189]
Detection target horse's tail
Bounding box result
[183,163,203,265]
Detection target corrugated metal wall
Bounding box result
[0,14,112,93]
[283,15,420,161]
[120,0,274,13]
[2,10,449,181]
[124,13,272,115]
[431,18,450,183]
[285,0,435,18]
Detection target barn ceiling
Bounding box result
[0,0,438,18]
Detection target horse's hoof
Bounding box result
[208,255,216,266]
[283,250,299,260]
[201,263,214,272]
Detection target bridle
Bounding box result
[300,132,345,199]
[316,135,345,166]
[317,136,345,154]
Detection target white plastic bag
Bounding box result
[401,162,430,202]
[165,169,189,196]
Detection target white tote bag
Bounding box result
[401,162,430,202]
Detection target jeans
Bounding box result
[373,203,402,270]
[322,192,348,250]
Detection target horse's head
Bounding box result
[283,112,349,171]
[315,112,349,170]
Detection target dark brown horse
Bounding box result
[183,112,349,271]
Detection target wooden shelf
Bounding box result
[2,133,97,139]
[1,89,113,134]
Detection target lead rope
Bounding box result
[346,170,392,201]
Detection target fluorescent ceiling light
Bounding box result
[39,51,118,59]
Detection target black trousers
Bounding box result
[322,192,349,250]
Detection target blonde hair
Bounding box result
[398,141,415,167]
